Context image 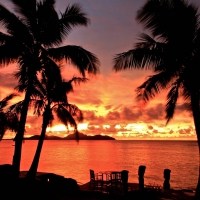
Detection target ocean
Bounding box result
[0,140,198,191]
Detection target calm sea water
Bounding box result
[0,140,199,190]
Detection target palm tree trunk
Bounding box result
[12,90,31,178]
[191,93,200,200]
[26,107,50,180]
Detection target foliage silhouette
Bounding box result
[0,94,19,140]
[113,0,200,199]
[26,69,86,179]
[0,0,100,177]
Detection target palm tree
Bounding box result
[113,0,200,199]
[0,94,19,140]
[0,0,100,177]
[26,62,86,179]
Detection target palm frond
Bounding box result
[0,94,19,140]
[42,58,68,103]
[64,103,84,122]
[135,71,171,103]
[181,86,193,103]
[11,0,37,29]
[14,54,41,92]
[136,0,198,43]
[0,93,17,110]
[0,112,7,139]
[70,76,88,84]
[0,4,32,42]
[32,77,47,99]
[0,33,23,65]
[32,99,46,116]
[113,47,163,72]
[54,104,77,129]
[8,101,23,115]
[136,0,172,38]
[42,57,62,87]
[62,76,88,94]
[165,80,181,124]
[113,33,166,72]
[48,45,100,77]
[135,33,161,47]
[37,0,61,47]
[5,111,19,133]
[59,3,90,38]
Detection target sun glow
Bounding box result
[46,124,67,132]
[115,125,121,129]
[103,125,110,129]
[78,123,88,130]
[124,123,147,134]
[46,123,88,132]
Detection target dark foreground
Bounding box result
[0,168,195,200]
[1,179,195,200]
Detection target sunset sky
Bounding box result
[1,0,200,140]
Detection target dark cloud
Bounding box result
[106,111,120,120]
[148,125,154,130]
[176,103,190,111]
[178,127,194,135]
[0,73,17,89]
[104,104,112,110]
[152,129,158,134]
[146,103,165,120]
[82,110,107,124]
[121,106,142,120]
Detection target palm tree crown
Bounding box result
[0,0,100,176]
[113,0,200,123]
[113,0,200,199]
[26,67,86,179]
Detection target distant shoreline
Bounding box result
[17,133,116,140]
[2,138,197,141]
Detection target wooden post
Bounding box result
[138,165,146,190]
[163,169,171,190]
[121,170,129,195]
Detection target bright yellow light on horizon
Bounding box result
[115,125,121,129]
[103,125,110,129]
[47,123,88,132]
[124,123,147,134]
[78,123,88,130]
[47,124,67,132]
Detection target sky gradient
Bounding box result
[1,0,200,140]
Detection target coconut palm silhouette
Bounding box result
[0,0,100,177]
[113,0,200,199]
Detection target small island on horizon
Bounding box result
[23,132,115,140]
